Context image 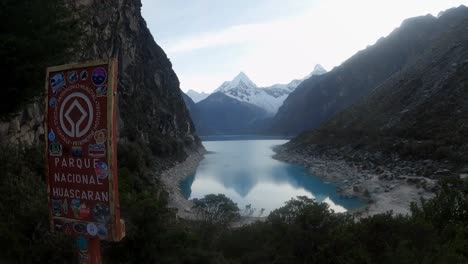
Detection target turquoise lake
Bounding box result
[180,137,364,215]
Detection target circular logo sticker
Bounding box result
[92,68,107,86]
[80,70,88,81]
[97,224,108,239]
[49,97,57,108]
[59,92,94,138]
[86,223,98,236]
[68,71,78,84]
[95,162,108,180]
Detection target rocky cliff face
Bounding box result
[0,0,201,164]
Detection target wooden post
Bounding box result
[77,237,102,264]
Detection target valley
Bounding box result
[1,1,468,263]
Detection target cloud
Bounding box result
[164,21,281,54]
[156,0,467,92]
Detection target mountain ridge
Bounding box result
[270,11,444,135]
[209,64,327,114]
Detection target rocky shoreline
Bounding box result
[160,147,206,219]
[161,140,445,220]
[273,145,439,216]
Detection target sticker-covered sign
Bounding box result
[45,59,124,242]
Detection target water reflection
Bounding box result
[180,139,363,214]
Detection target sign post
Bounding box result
[45,59,124,263]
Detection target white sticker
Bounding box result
[86,223,98,236]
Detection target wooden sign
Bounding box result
[45,59,124,244]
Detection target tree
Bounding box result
[192,194,240,226]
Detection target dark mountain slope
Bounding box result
[182,93,196,113]
[271,7,468,135]
[191,92,269,135]
[282,5,468,174]
[1,0,202,166]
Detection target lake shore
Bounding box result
[160,147,206,219]
[160,148,267,225]
[273,145,436,216]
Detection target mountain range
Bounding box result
[185,65,326,135]
[186,64,326,115]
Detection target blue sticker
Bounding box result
[48,129,55,141]
[49,97,57,108]
[50,72,66,95]
[71,146,83,157]
[68,71,78,84]
[71,199,81,218]
[97,224,108,239]
[77,236,89,250]
[92,68,107,86]
[95,162,108,179]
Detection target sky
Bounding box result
[141,0,467,93]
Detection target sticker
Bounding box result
[96,85,107,97]
[94,129,107,144]
[93,204,110,224]
[95,162,108,180]
[49,97,57,108]
[97,224,108,239]
[73,223,87,234]
[49,141,62,156]
[63,221,73,236]
[92,67,107,86]
[71,146,83,157]
[88,144,106,158]
[68,71,78,84]
[62,199,68,215]
[77,236,89,264]
[71,199,81,218]
[79,252,89,264]
[79,203,90,220]
[86,223,98,236]
[50,72,66,95]
[48,129,56,141]
[80,70,88,81]
[52,197,62,216]
[77,236,89,250]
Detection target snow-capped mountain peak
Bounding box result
[231,72,257,89]
[211,64,327,115]
[216,72,257,92]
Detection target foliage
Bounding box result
[0,0,79,115]
[1,140,467,263]
[192,194,240,226]
[0,144,74,263]
[216,179,468,264]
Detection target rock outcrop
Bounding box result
[0,0,202,166]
